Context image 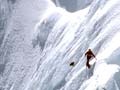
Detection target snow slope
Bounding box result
[0,0,55,90]
[0,0,120,90]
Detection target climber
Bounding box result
[85,49,96,69]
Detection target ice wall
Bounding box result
[0,0,120,90]
[0,0,55,90]
[31,0,120,90]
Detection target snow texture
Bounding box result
[0,0,120,90]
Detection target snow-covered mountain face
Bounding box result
[0,0,120,90]
[0,0,15,47]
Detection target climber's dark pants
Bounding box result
[86,56,91,69]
